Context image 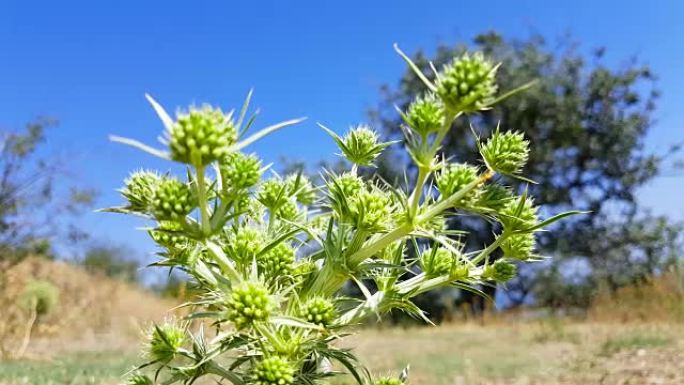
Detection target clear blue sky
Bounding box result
[1,1,682,265]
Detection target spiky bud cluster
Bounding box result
[168,105,237,166]
[125,373,154,385]
[257,179,290,210]
[435,163,480,206]
[147,323,186,362]
[420,247,454,278]
[251,356,295,385]
[347,188,392,231]
[338,125,387,166]
[298,297,336,327]
[499,195,538,231]
[501,233,536,261]
[276,200,301,221]
[151,178,196,221]
[227,282,273,329]
[220,152,262,191]
[150,222,188,250]
[121,170,161,213]
[405,93,445,136]
[475,184,514,212]
[374,377,404,385]
[328,172,364,215]
[480,130,529,175]
[258,243,295,278]
[482,260,517,283]
[436,52,498,113]
[286,174,316,205]
[225,227,264,262]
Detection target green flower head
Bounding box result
[227,282,273,329]
[251,356,295,385]
[225,226,264,262]
[420,247,454,278]
[124,373,154,385]
[347,187,393,231]
[151,177,196,221]
[147,322,186,362]
[286,174,316,205]
[257,178,290,210]
[298,297,337,327]
[435,163,480,206]
[276,199,301,222]
[482,260,517,283]
[168,105,237,166]
[405,93,445,137]
[436,51,498,113]
[501,233,536,261]
[258,243,295,278]
[475,184,514,212]
[149,222,189,250]
[121,170,161,213]
[480,129,529,176]
[499,195,538,231]
[220,152,262,191]
[338,125,389,166]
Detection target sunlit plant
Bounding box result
[109,44,579,385]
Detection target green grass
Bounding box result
[599,333,671,357]
[0,351,138,385]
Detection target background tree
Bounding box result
[373,32,683,316]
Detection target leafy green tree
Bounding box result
[373,32,682,313]
[81,244,139,282]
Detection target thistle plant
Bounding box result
[109,46,579,385]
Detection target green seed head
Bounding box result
[405,93,445,136]
[286,174,316,205]
[298,297,337,327]
[151,177,196,221]
[328,172,364,216]
[347,188,393,231]
[227,282,273,329]
[149,222,188,250]
[420,247,454,278]
[374,377,404,385]
[482,260,517,283]
[258,243,295,278]
[475,184,514,211]
[168,105,237,166]
[436,52,498,113]
[340,125,385,166]
[122,170,161,213]
[501,233,536,261]
[147,322,186,362]
[435,163,480,206]
[276,199,301,221]
[499,195,538,231]
[257,179,290,210]
[220,152,262,191]
[480,130,529,175]
[251,356,295,385]
[226,227,264,262]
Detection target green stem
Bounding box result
[195,165,211,236]
[418,170,494,222]
[408,167,429,218]
[471,231,509,265]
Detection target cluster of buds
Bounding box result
[112,45,577,385]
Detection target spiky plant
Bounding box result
[108,47,579,385]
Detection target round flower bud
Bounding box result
[480,130,529,175]
[227,282,273,329]
[251,356,295,385]
[220,152,262,191]
[501,233,536,261]
[258,243,295,278]
[298,297,337,327]
[435,163,480,206]
[168,105,237,166]
[276,199,301,222]
[339,125,386,166]
[420,247,454,278]
[405,93,445,136]
[225,227,264,262]
[482,260,517,283]
[124,373,154,385]
[475,184,514,212]
[499,195,538,231]
[149,222,188,250]
[147,322,186,362]
[328,172,364,215]
[347,188,392,231]
[121,170,161,213]
[374,377,404,385]
[257,179,290,210]
[286,174,316,205]
[436,52,498,113]
[151,178,196,221]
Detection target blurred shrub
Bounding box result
[19,279,59,316]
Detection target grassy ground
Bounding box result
[1,321,682,385]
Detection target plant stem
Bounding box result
[471,231,509,265]
[408,166,429,218]
[418,170,494,222]
[195,165,211,236]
